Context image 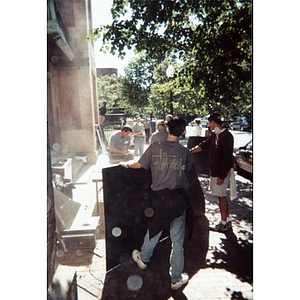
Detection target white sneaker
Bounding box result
[132,250,147,269]
[171,273,189,290]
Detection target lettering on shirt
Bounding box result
[153,149,185,176]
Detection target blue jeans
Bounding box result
[140,211,186,282]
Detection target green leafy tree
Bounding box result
[181,1,252,115]
[97,75,122,108]
[90,0,252,116]
[120,54,154,115]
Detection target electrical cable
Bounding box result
[88,265,109,299]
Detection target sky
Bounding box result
[91,0,135,75]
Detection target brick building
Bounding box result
[47,0,98,295]
[47,0,98,164]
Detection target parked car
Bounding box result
[233,140,253,177]
[230,117,251,131]
[200,115,209,127]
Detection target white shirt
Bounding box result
[193,125,202,136]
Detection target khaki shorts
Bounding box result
[210,171,230,197]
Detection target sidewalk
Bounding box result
[54,150,253,300]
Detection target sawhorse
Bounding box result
[92,178,103,215]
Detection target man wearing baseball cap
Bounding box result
[190,113,234,232]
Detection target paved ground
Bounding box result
[53,150,253,300]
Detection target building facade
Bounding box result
[47,0,98,292]
[47,0,99,164]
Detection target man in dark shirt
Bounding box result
[190,113,234,232]
[99,101,107,125]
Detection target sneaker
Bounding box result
[132,250,147,269]
[227,220,232,228]
[215,221,230,232]
[171,273,189,290]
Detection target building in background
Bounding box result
[97,67,118,77]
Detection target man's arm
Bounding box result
[132,128,145,137]
[189,134,212,153]
[218,133,234,181]
[109,145,129,155]
[131,131,143,137]
[120,162,142,169]
[189,144,202,154]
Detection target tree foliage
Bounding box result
[120,54,154,110]
[90,0,252,116]
[97,75,121,105]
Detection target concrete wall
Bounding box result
[47,123,57,288]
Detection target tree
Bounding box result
[89,0,252,116]
[97,75,122,107]
[149,59,208,117]
[96,62,154,117]
[120,54,154,114]
[182,1,252,115]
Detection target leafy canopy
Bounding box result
[89,0,252,116]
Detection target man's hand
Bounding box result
[217,178,224,185]
[119,162,142,169]
[189,145,202,154]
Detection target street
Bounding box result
[185,125,252,150]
